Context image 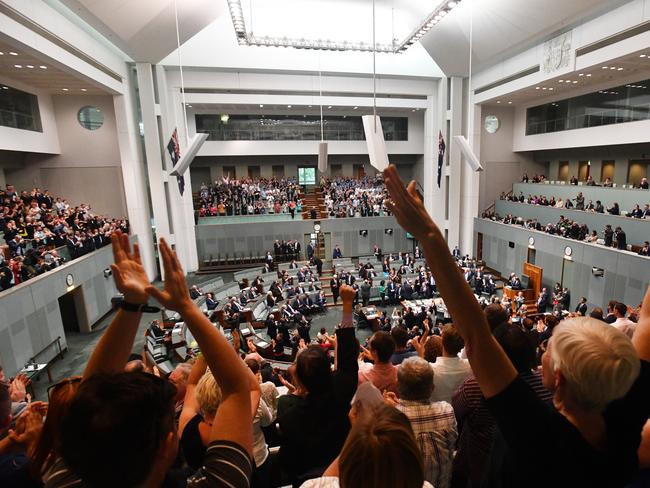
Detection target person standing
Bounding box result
[330,275,340,305]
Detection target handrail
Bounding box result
[28,336,65,366]
[483,186,514,216]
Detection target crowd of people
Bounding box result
[483,211,649,255]
[502,191,650,219]
[321,176,390,218]
[0,185,129,292]
[522,172,649,189]
[1,167,649,488]
[196,177,302,218]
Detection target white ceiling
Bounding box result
[188,103,420,115]
[0,40,108,95]
[59,0,226,63]
[419,0,632,76]
[482,49,650,106]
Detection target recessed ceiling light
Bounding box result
[308,105,312,108]
[187,105,192,108]
[602,66,608,69]
[0,52,3,55]
[586,74,592,77]
[641,54,647,58]
[14,64,22,68]
[535,87,540,90]
[353,106,358,110]
[508,101,513,104]
[9,52,18,56]
[26,65,34,69]
[578,73,584,77]
[558,80,564,83]
[610,67,616,70]
[617,67,624,71]
[542,87,547,90]
[287,105,292,108]
[412,109,416,112]
[496,100,501,103]
[2,86,8,90]
[448,1,457,7]
[343,115,347,118]
[81,88,87,92]
[259,104,264,107]
[548,87,554,90]
[328,105,332,109]
[39,65,47,69]
[572,80,578,84]
[62,88,69,91]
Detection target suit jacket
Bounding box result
[206,298,218,311]
[537,293,549,310]
[333,248,342,259]
[576,303,588,315]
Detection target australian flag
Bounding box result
[437,130,446,188]
[167,128,184,195]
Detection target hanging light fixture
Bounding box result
[317,55,328,173]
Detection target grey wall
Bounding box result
[474,218,649,311]
[512,183,649,211]
[0,239,131,377]
[495,200,649,247]
[195,216,411,261]
[479,106,546,211]
[4,95,127,217]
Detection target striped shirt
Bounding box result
[44,441,252,488]
[451,370,552,487]
[396,399,458,488]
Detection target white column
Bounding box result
[156,65,199,272]
[135,63,173,277]
[113,88,157,278]
[447,77,464,249]
[424,89,445,229]
[459,101,481,256]
[0,167,6,189]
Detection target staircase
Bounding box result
[301,188,328,219]
[317,260,339,308]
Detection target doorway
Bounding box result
[58,286,88,333]
[527,247,536,265]
[223,166,236,179]
[272,165,284,178]
[560,257,574,291]
[476,232,483,261]
[558,161,569,181]
[578,161,590,182]
[248,165,261,179]
[628,160,649,186]
[353,164,366,179]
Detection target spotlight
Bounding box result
[221,114,229,123]
[385,228,393,235]
[359,230,368,237]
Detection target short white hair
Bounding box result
[549,317,640,411]
[397,356,434,401]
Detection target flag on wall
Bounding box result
[166,128,184,195]
[437,130,446,188]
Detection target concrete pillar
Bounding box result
[156,65,199,272]
[549,160,560,181]
[613,159,629,184]
[0,167,6,189]
[459,100,481,256]
[113,89,157,278]
[424,91,444,229]
[568,160,580,181]
[135,63,173,278]
[447,77,464,249]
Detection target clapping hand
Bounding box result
[8,403,46,451]
[146,238,193,314]
[9,373,28,403]
[110,230,149,304]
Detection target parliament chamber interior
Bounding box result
[1,0,650,487]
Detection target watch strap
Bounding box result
[119,301,160,313]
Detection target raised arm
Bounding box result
[179,356,208,438]
[84,231,149,379]
[147,239,253,456]
[383,165,516,398]
[633,285,650,362]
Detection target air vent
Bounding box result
[576,20,650,57]
[474,65,540,95]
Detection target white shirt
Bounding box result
[430,356,473,403]
[612,317,637,339]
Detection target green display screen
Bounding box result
[298,167,316,185]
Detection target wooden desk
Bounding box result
[360,306,383,332]
[503,287,535,301]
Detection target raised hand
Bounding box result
[9,373,28,402]
[8,404,45,451]
[339,284,356,304]
[110,230,149,304]
[146,238,193,314]
[383,165,438,241]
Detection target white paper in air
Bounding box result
[362,115,389,172]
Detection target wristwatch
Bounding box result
[119,301,161,313]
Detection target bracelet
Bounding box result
[119,301,161,313]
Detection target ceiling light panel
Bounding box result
[227,0,460,54]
